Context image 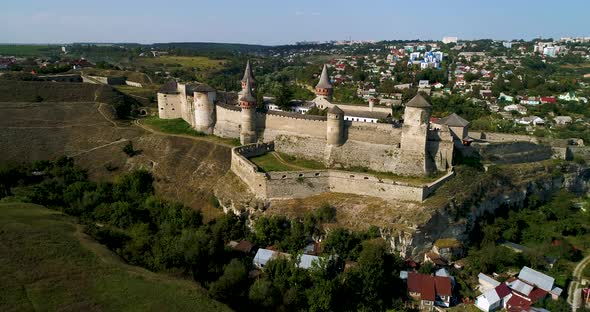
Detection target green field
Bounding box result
[0,44,60,56]
[137,56,225,70]
[0,202,231,312]
[249,152,326,172]
[249,152,441,184]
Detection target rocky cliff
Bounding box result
[388,161,590,259]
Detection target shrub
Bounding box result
[122,141,138,157]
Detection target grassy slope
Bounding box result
[0,202,231,312]
[249,152,440,185]
[142,117,240,146]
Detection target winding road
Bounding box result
[568,254,590,311]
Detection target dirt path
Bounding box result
[568,253,590,311]
[132,119,234,148]
[271,152,307,170]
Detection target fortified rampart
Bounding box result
[231,143,455,202]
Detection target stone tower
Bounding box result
[193,84,217,134]
[241,60,256,90]
[400,94,432,173]
[326,105,344,146]
[239,77,257,145]
[315,64,333,101]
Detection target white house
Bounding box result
[554,116,573,125]
[475,284,512,312]
[504,104,527,115]
[520,97,540,105]
[558,92,578,102]
[517,116,545,126]
[498,93,514,103]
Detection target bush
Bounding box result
[122,141,138,157]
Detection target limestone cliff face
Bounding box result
[389,163,590,259]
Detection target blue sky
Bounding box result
[1,0,588,45]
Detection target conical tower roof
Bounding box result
[405,94,431,108]
[438,113,469,127]
[315,64,333,89]
[239,77,256,103]
[241,60,256,83]
[327,105,344,115]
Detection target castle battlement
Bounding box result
[230,142,455,202]
[158,63,468,180]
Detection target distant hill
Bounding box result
[150,42,270,53]
[0,202,231,312]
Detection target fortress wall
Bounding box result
[231,143,450,202]
[328,171,425,202]
[342,105,392,114]
[423,170,456,198]
[230,145,269,197]
[274,135,326,162]
[264,170,426,202]
[327,141,406,173]
[346,122,402,145]
[273,135,422,175]
[157,93,183,119]
[265,171,332,199]
[259,112,327,141]
[215,105,242,138]
[469,131,539,143]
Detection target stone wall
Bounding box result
[125,80,143,88]
[214,104,241,138]
[469,131,539,143]
[157,93,183,119]
[258,112,327,141]
[274,135,411,174]
[231,143,455,202]
[87,75,126,85]
[346,122,402,145]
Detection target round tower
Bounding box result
[315,64,333,101]
[326,105,344,146]
[193,83,217,134]
[239,77,257,145]
[400,94,432,173]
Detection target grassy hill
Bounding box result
[0,80,138,118]
[0,101,234,221]
[0,202,231,312]
[0,44,61,57]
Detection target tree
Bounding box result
[323,228,362,261]
[306,279,335,312]
[274,82,293,110]
[249,279,279,309]
[209,259,249,302]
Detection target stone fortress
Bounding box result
[157,62,472,201]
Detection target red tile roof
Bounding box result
[421,275,436,301]
[407,272,421,293]
[496,283,511,298]
[506,294,531,311]
[434,276,452,296]
[407,272,452,301]
[529,288,548,303]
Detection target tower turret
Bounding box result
[326,105,344,146]
[315,64,333,101]
[193,83,217,134]
[239,77,257,145]
[400,94,432,173]
[241,60,256,90]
